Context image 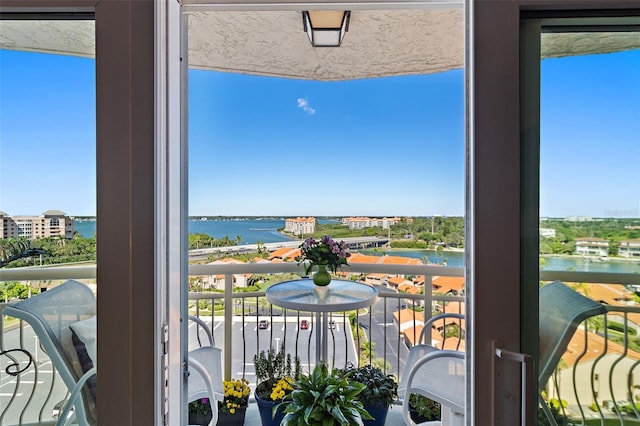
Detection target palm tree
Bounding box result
[0,240,47,268]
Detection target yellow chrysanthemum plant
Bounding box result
[220,378,250,414]
[254,343,301,403]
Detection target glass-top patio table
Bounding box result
[265,279,379,365]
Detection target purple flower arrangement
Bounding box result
[296,235,351,275]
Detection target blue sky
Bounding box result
[0,48,638,218]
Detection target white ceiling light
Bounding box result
[302,11,350,47]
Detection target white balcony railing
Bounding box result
[2,262,640,425]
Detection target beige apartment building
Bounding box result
[284,216,315,236]
[619,239,640,258]
[574,237,609,257]
[0,210,75,240]
[341,216,402,230]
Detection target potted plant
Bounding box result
[408,394,441,423]
[278,363,373,425]
[253,344,301,426]
[339,363,398,426]
[188,398,213,426]
[217,378,250,426]
[188,377,251,426]
[296,235,351,286]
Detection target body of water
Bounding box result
[75,218,294,244]
[541,255,640,274]
[361,250,640,273]
[361,248,466,267]
[74,219,640,273]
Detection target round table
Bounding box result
[265,279,378,364]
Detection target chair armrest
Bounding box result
[188,349,223,426]
[57,367,96,426]
[420,313,466,345]
[189,315,214,347]
[401,349,465,426]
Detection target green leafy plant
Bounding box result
[278,363,373,425]
[338,363,398,409]
[537,403,570,426]
[254,344,301,402]
[409,394,441,421]
[188,398,211,416]
[296,235,350,274]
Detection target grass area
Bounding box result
[2,316,19,328]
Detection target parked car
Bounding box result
[258,319,269,329]
[300,319,309,330]
[328,320,336,329]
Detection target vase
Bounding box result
[312,264,331,286]
[363,405,389,426]
[255,391,286,426]
[216,405,247,426]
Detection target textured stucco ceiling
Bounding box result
[186,9,464,80]
[0,12,638,81]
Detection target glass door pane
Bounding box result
[538,21,640,425]
[0,17,97,425]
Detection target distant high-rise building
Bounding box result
[0,210,75,240]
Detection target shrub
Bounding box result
[337,363,398,409]
[279,363,373,425]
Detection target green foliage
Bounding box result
[443,323,465,339]
[540,218,640,255]
[279,363,373,425]
[409,394,441,420]
[337,363,398,408]
[188,233,242,250]
[607,321,636,335]
[1,282,39,301]
[295,216,465,249]
[390,240,429,249]
[254,344,301,401]
[188,398,211,416]
[537,403,570,426]
[0,235,96,268]
[548,398,568,410]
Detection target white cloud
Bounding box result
[297,98,316,115]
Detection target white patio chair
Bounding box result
[3,281,223,426]
[398,313,465,426]
[537,281,606,425]
[2,279,97,426]
[397,281,607,426]
[187,315,223,426]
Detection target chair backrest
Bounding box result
[3,279,97,425]
[538,281,607,389]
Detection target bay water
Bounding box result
[74,219,640,273]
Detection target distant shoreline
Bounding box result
[542,253,640,263]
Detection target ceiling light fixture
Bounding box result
[302,11,351,47]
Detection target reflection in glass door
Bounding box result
[0,17,97,425]
[537,22,640,425]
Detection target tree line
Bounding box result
[307,217,465,249]
[540,218,640,256]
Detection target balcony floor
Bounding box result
[241,401,408,425]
